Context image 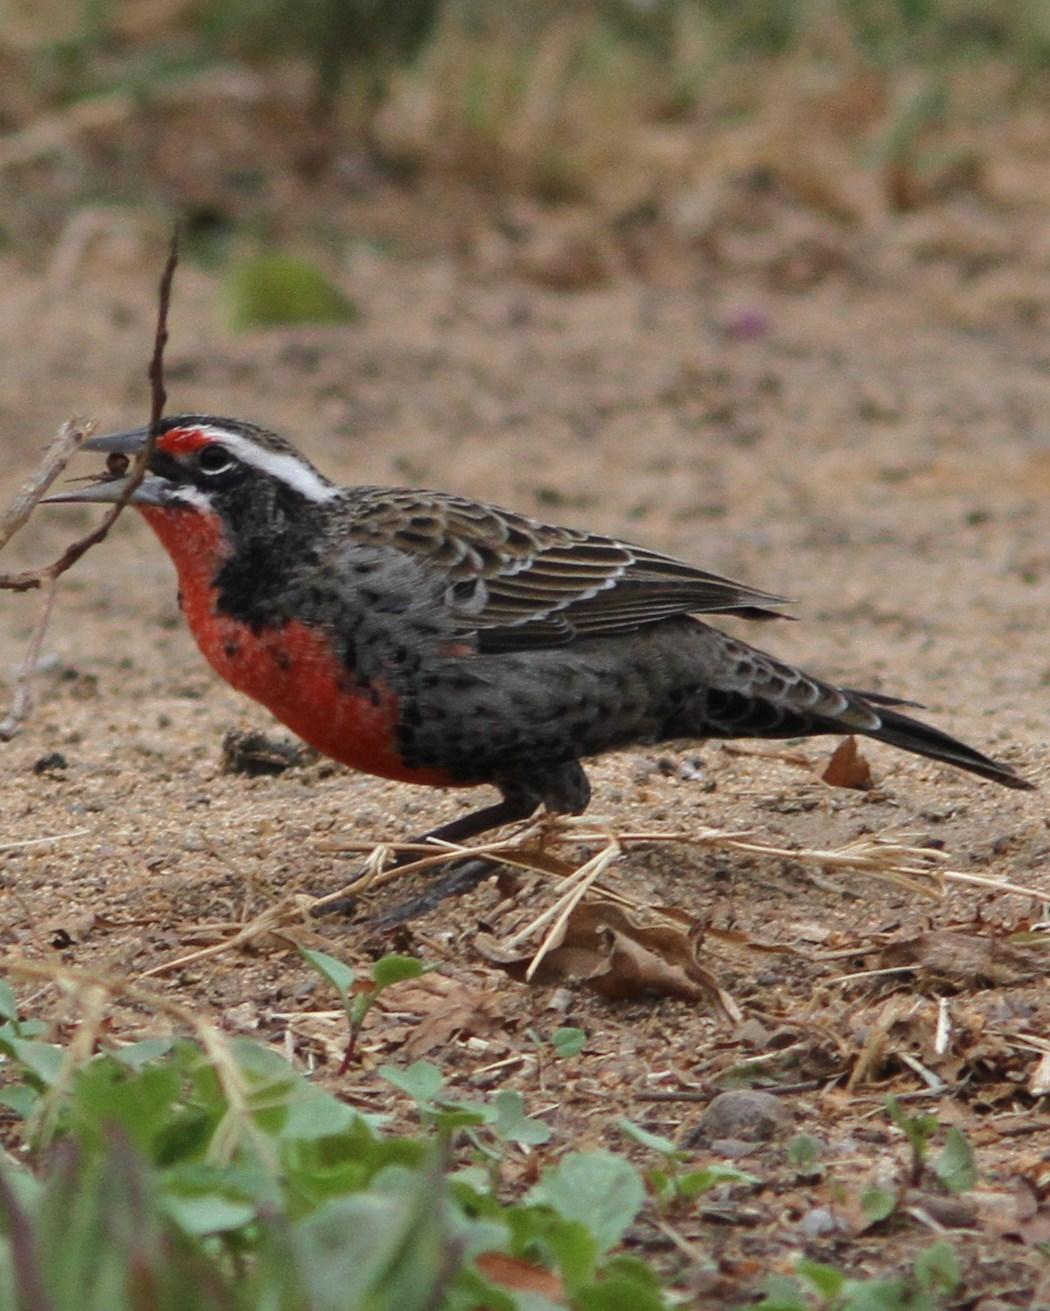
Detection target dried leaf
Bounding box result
[389,975,507,1060]
[822,736,873,790]
[474,1251,565,1301]
[478,901,737,1019]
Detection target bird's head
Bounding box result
[47,414,337,534]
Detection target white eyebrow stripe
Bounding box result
[199,427,338,503]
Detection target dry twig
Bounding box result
[323,815,1048,907]
[0,229,180,736]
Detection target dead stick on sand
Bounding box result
[0,229,179,736]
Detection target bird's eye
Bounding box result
[197,445,236,476]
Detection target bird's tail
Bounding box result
[843,692,1032,791]
[677,626,1033,791]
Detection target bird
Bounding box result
[48,415,1032,908]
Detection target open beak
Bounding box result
[43,427,173,507]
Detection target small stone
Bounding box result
[221,729,306,776]
[690,1090,792,1145]
[798,1206,839,1237]
[708,1137,761,1159]
[32,752,68,775]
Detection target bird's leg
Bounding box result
[314,787,540,920]
[409,791,541,848]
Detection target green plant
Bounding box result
[618,1117,756,1210]
[299,947,425,1071]
[223,252,360,330]
[752,1239,961,1309]
[885,1095,939,1185]
[884,1096,976,1193]
[380,1059,551,1159]
[0,983,670,1310]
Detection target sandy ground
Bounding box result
[1,221,1049,1304]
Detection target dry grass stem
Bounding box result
[324,817,1047,917]
[934,996,952,1055]
[136,899,304,979]
[522,842,622,979]
[0,829,89,853]
[0,231,178,736]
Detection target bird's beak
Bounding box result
[43,427,173,507]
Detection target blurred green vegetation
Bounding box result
[1,0,1047,253]
[224,251,360,328]
[13,0,1050,115]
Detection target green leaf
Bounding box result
[491,1091,551,1146]
[933,1127,977,1195]
[379,1061,445,1107]
[0,979,18,1022]
[225,252,360,329]
[575,1272,669,1309]
[295,1155,457,1311]
[72,1054,182,1153]
[0,1084,38,1117]
[530,1152,645,1254]
[299,946,356,1006]
[9,1037,65,1086]
[617,1118,679,1157]
[371,954,426,990]
[797,1258,846,1298]
[579,1257,671,1309]
[753,1274,808,1310]
[540,1216,601,1291]
[914,1240,961,1294]
[113,1037,176,1069]
[885,1095,937,1157]
[676,1163,757,1197]
[860,1186,897,1222]
[279,1089,363,1140]
[162,1190,257,1235]
[551,1027,586,1058]
[601,1255,665,1290]
[431,1105,490,1134]
[787,1133,823,1174]
[839,1277,932,1311]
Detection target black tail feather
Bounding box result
[860,703,1033,791]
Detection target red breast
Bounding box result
[139,504,462,788]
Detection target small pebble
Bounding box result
[688,1089,792,1146]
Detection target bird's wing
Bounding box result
[344,488,790,652]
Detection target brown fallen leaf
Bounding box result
[822,736,873,790]
[386,975,507,1059]
[474,1251,565,1302]
[477,900,738,1019]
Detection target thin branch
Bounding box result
[0,226,179,595]
[0,576,58,740]
[0,419,90,555]
[0,228,180,735]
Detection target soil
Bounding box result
[1,201,1049,1306]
